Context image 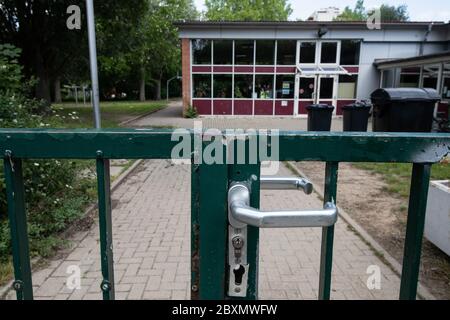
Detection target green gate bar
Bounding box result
[96,155,115,300]
[3,152,33,300]
[1,129,449,301]
[318,162,339,300]
[400,164,431,300]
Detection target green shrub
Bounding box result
[0,44,95,263]
[184,104,198,118]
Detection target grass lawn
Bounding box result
[354,159,450,198]
[52,100,167,128]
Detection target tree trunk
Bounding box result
[139,66,146,102]
[155,78,161,101]
[35,47,52,103]
[54,77,62,103]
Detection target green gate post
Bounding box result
[318,161,339,300]
[191,161,228,299]
[399,163,431,300]
[4,152,33,300]
[96,155,115,300]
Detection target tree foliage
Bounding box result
[336,0,366,21]
[204,0,292,21]
[0,0,148,102]
[335,0,409,22]
[0,0,196,102]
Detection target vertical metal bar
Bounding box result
[192,139,229,300]
[96,154,115,300]
[86,0,101,128]
[318,161,339,300]
[190,155,201,300]
[400,163,431,300]
[3,153,33,300]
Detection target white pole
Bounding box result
[86,0,101,128]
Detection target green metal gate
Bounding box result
[1,128,449,300]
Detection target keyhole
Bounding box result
[233,265,245,285]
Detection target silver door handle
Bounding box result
[228,183,338,229]
[260,176,313,194]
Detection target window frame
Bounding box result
[213,74,233,99]
[339,39,361,66]
[213,40,233,66]
[234,40,255,66]
[297,41,318,65]
[192,73,212,99]
[318,41,341,66]
[276,40,297,66]
[255,40,276,66]
[192,39,212,65]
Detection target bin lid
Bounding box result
[370,88,441,103]
[306,104,334,110]
[342,102,371,110]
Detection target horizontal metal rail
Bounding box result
[0,129,449,162]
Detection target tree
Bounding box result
[204,0,292,21]
[0,1,147,103]
[335,0,366,21]
[130,0,198,101]
[335,1,409,22]
[376,4,409,22]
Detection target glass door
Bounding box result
[295,75,317,115]
[317,75,338,112]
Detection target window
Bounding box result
[340,40,360,65]
[299,78,315,99]
[399,67,420,88]
[256,40,275,65]
[235,40,254,65]
[193,74,211,98]
[320,42,338,64]
[422,64,439,89]
[213,74,232,98]
[319,77,334,99]
[255,75,274,99]
[299,42,316,64]
[213,40,232,65]
[338,75,358,99]
[192,39,211,65]
[277,40,296,65]
[276,75,295,99]
[234,75,253,98]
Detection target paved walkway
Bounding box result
[4,101,401,300]
[6,160,401,300]
[132,100,353,131]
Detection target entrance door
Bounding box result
[296,76,317,115]
[317,75,338,113]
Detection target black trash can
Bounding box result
[370,88,440,132]
[306,104,334,131]
[342,102,371,132]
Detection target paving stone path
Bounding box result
[6,159,402,300]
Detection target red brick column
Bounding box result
[181,38,191,116]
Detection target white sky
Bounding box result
[193,0,450,22]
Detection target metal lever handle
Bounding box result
[260,176,313,194]
[228,184,338,229]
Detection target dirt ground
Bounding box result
[295,162,450,299]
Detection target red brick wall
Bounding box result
[181,38,191,116]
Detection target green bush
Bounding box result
[0,44,94,263]
[184,104,198,118]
